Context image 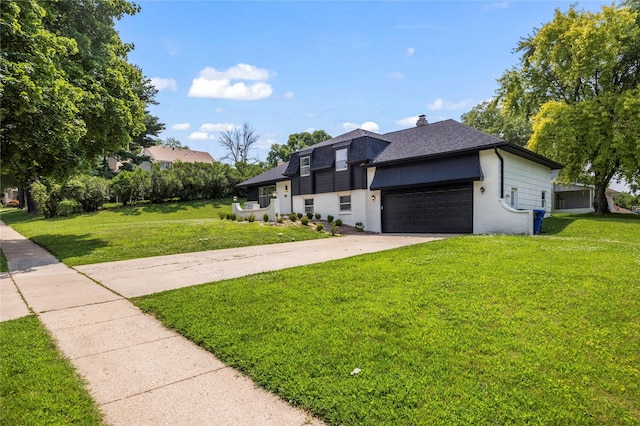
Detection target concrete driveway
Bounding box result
[76,234,446,298]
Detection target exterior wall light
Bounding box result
[480,186,485,193]
[371,194,376,201]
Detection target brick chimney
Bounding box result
[416,114,427,127]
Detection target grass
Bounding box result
[134,214,640,425]
[0,316,104,425]
[0,199,328,266]
[1,249,7,273]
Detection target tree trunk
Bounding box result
[593,183,610,214]
[23,184,38,214]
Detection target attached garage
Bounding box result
[381,184,473,233]
[371,153,481,234]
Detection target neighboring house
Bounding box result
[3,187,19,205]
[552,183,626,214]
[139,146,215,171]
[238,116,563,235]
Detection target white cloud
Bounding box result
[395,115,420,127]
[304,127,315,133]
[189,131,211,140]
[343,121,380,133]
[171,123,191,131]
[284,91,295,99]
[427,98,474,111]
[389,72,404,80]
[187,64,274,100]
[484,2,509,10]
[199,123,237,132]
[214,107,225,114]
[406,47,416,57]
[150,77,177,92]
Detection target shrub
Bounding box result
[263,213,270,222]
[150,164,182,203]
[111,168,151,206]
[289,213,298,222]
[315,213,321,220]
[277,216,284,223]
[5,199,19,208]
[316,223,324,232]
[335,219,343,226]
[66,175,110,213]
[331,223,338,236]
[227,213,236,221]
[327,215,334,223]
[306,212,313,219]
[355,221,364,231]
[218,212,226,220]
[301,217,309,226]
[297,213,303,219]
[31,180,63,218]
[247,214,256,223]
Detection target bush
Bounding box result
[335,219,343,226]
[111,168,151,206]
[247,214,256,223]
[277,216,284,223]
[218,212,226,220]
[31,180,63,218]
[355,221,364,231]
[316,223,324,232]
[297,213,303,219]
[331,223,338,236]
[263,213,269,222]
[315,213,321,220]
[5,199,19,208]
[289,213,298,222]
[66,175,110,212]
[150,164,182,203]
[301,217,309,226]
[327,215,334,223]
[306,212,313,219]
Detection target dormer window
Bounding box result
[300,156,310,176]
[336,148,348,171]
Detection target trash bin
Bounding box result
[533,209,545,234]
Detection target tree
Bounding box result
[460,100,532,146]
[1,0,146,212]
[162,137,188,150]
[266,130,332,167]
[498,4,640,213]
[218,122,260,164]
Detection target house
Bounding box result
[139,146,215,171]
[238,116,563,235]
[552,183,626,214]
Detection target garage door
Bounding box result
[381,185,473,233]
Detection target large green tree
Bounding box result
[498,4,640,213]
[1,0,146,211]
[461,100,532,147]
[266,130,332,167]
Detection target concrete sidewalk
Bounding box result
[1,221,442,424]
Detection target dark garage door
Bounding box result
[382,185,473,233]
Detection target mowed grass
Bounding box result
[0,316,104,425]
[134,215,640,425]
[0,200,328,266]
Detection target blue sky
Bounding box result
[116,0,611,164]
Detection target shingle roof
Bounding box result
[374,119,504,164]
[238,162,289,186]
[308,129,392,149]
[144,145,215,164]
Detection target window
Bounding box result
[300,156,310,176]
[339,195,351,212]
[259,185,275,208]
[304,199,314,214]
[541,191,546,208]
[335,148,348,171]
[510,187,518,208]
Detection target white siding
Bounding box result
[502,151,553,213]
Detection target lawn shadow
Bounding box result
[28,234,110,265]
[542,216,576,235]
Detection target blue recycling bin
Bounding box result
[533,209,545,234]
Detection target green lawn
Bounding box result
[0,200,328,266]
[0,249,7,273]
[134,214,640,425]
[0,316,104,425]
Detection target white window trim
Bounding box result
[510,187,518,208]
[335,148,348,172]
[304,198,314,214]
[339,194,352,213]
[300,156,310,176]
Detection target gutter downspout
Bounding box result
[494,147,504,199]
